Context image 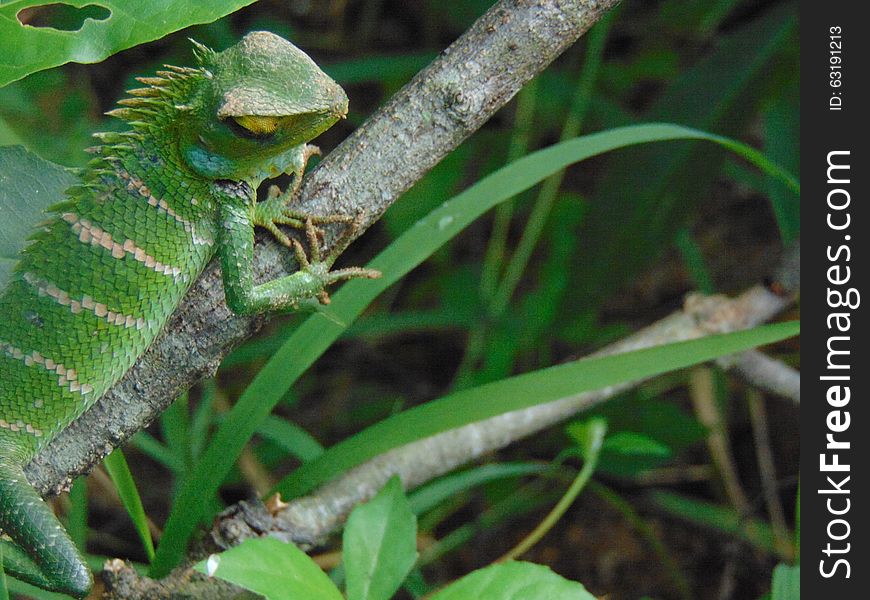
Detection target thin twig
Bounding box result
[689,366,750,514]
[746,389,792,557]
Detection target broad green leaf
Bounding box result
[0,116,23,146]
[344,477,418,600]
[0,145,74,289]
[276,321,798,500]
[601,432,672,458]
[430,561,595,600]
[104,449,155,561]
[593,429,674,478]
[596,395,706,455]
[194,537,343,600]
[0,1,257,88]
[771,563,799,600]
[150,123,799,577]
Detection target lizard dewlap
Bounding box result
[0,32,377,596]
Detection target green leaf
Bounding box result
[429,561,595,600]
[601,432,672,458]
[0,145,74,289]
[276,321,798,499]
[565,417,608,461]
[344,477,418,600]
[104,449,156,562]
[592,429,674,478]
[150,123,799,577]
[194,537,343,600]
[596,395,706,455]
[0,1,258,88]
[771,563,799,600]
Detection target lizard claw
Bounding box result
[289,211,381,305]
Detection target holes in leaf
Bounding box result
[17,3,111,32]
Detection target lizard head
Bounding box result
[175,31,348,181]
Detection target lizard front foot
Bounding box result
[254,187,353,248]
[289,213,381,305]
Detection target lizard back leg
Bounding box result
[0,461,92,597]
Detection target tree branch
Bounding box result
[25,0,621,495]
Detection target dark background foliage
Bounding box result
[0,1,799,598]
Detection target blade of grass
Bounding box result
[458,14,613,387]
[570,5,796,315]
[275,321,798,499]
[66,477,88,553]
[160,394,190,472]
[419,480,560,566]
[130,432,186,475]
[150,123,799,577]
[104,449,156,562]
[794,479,800,563]
[764,79,800,243]
[675,228,715,294]
[409,462,547,515]
[189,380,217,462]
[489,10,612,319]
[256,416,325,462]
[456,78,539,386]
[4,578,70,600]
[650,490,782,558]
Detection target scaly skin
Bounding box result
[0,32,378,596]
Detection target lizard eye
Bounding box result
[227,115,283,140]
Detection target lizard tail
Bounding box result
[0,461,92,597]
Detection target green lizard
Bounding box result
[0,31,378,596]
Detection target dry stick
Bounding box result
[746,389,792,558]
[689,366,751,514]
[26,0,622,496]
